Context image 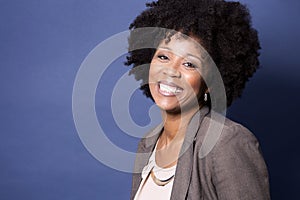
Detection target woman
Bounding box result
[125,0,270,199]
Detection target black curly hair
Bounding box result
[125,0,260,109]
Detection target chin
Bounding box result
[156,102,181,113]
[154,96,179,110]
[158,99,202,115]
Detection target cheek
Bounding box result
[184,73,202,94]
[148,65,154,83]
[148,62,159,82]
[148,63,157,94]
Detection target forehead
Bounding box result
[158,33,207,59]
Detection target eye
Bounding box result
[157,55,169,60]
[183,62,198,69]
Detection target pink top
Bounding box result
[134,142,176,200]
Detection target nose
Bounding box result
[163,58,181,78]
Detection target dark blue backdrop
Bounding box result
[1,0,299,199]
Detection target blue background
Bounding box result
[1,0,299,199]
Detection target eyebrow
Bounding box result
[157,46,204,62]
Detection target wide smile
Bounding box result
[158,81,183,96]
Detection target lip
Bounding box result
[157,81,183,96]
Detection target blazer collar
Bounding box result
[132,106,210,200]
[141,106,209,150]
[170,106,209,199]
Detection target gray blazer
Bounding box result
[131,107,270,200]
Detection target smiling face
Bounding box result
[149,34,207,114]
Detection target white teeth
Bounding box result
[160,84,176,93]
[159,83,182,94]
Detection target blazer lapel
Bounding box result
[131,107,209,200]
[170,107,209,200]
[131,123,163,200]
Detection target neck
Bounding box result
[160,105,200,145]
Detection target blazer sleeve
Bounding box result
[211,124,270,200]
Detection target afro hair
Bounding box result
[125,0,261,109]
